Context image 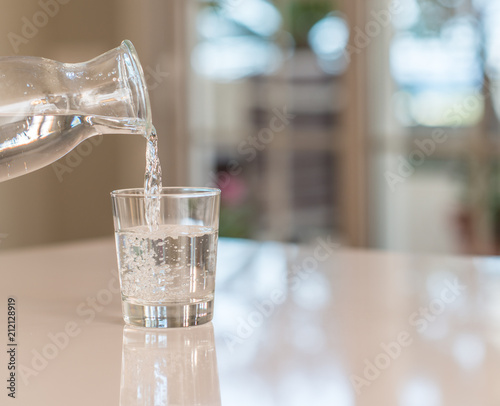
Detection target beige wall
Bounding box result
[0,0,188,250]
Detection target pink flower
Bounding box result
[220,174,248,206]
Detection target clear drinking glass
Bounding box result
[0,40,151,182]
[111,187,221,328]
[120,323,221,406]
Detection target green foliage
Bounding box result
[219,204,255,239]
[286,0,334,47]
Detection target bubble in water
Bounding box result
[116,225,218,304]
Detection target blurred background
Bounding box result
[0,0,499,256]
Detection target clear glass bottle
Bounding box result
[0,40,151,182]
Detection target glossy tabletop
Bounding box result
[1,237,500,405]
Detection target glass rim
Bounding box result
[111,187,221,198]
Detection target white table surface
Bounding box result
[1,237,500,405]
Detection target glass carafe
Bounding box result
[0,40,151,182]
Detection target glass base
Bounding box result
[122,300,213,328]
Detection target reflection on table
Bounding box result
[120,322,220,406]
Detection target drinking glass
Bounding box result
[111,187,220,328]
